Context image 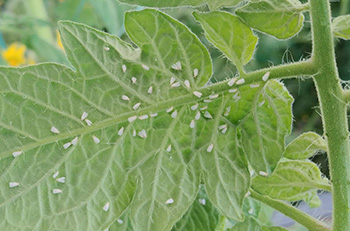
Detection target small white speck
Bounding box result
[209,94,219,99]
[262,72,270,81]
[166,106,174,113]
[150,112,158,117]
[117,219,124,224]
[85,119,93,126]
[218,124,227,130]
[133,129,136,137]
[104,228,109,231]
[229,89,237,93]
[122,95,130,101]
[171,82,181,88]
[200,106,208,111]
[198,198,206,205]
[9,182,19,188]
[138,129,147,139]
[233,96,241,102]
[139,115,149,120]
[131,77,137,84]
[81,112,88,120]
[103,202,110,212]
[56,177,65,183]
[193,68,199,78]
[147,86,153,94]
[71,137,78,146]
[221,127,228,134]
[236,78,245,85]
[248,208,254,214]
[104,46,110,51]
[171,61,182,71]
[195,111,201,120]
[193,91,202,98]
[207,143,214,153]
[184,80,190,88]
[118,127,124,136]
[224,106,231,116]
[148,86,153,94]
[171,110,178,119]
[245,191,251,197]
[259,171,268,177]
[191,104,198,111]
[170,77,176,85]
[50,126,60,134]
[203,99,212,103]
[228,78,236,87]
[52,189,62,194]
[52,171,59,178]
[204,111,213,119]
[142,64,150,71]
[250,84,260,88]
[122,64,127,73]
[133,102,141,110]
[63,142,72,149]
[165,198,174,204]
[128,116,137,122]
[190,120,195,128]
[92,136,100,144]
[166,144,172,152]
[258,100,265,107]
[12,151,22,157]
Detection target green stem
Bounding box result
[340,0,350,15]
[310,0,350,230]
[250,190,332,231]
[25,0,54,44]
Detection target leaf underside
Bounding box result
[0,9,293,231]
[332,15,350,40]
[119,0,243,10]
[284,132,327,160]
[252,160,329,201]
[235,0,305,39]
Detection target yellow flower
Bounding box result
[56,30,64,51]
[1,42,27,66]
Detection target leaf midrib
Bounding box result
[0,79,232,160]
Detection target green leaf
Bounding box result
[119,0,243,10]
[172,185,220,231]
[230,216,288,231]
[0,7,297,230]
[0,8,257,230]
[236,0,306,39]
[230,216,262,231]
[231,81,293,174]
[199,122,250,221]
[332,15,350,40]
[284,132,327,160]
[252,160,330,201]
[193,11,258,69]
[304,190,322,208]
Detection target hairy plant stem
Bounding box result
[310,0,350,230]
[250,190,332,231]
[340,0,350,15]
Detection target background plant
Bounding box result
[0,0,350,230]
